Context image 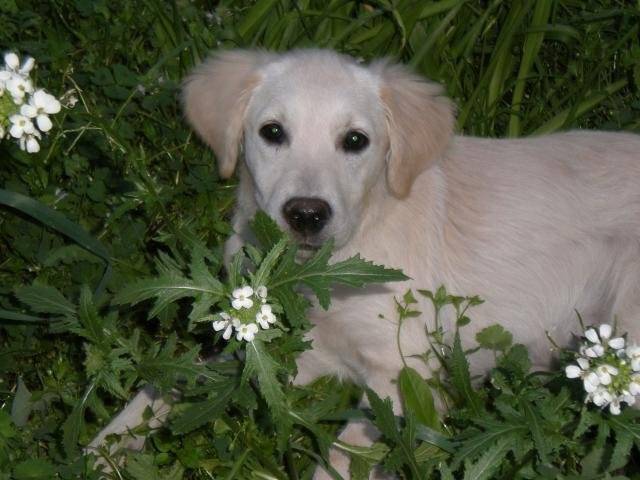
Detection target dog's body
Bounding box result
[92,50,640,479]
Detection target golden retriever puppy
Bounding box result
[183,49,640,479]
[91,49,640,479]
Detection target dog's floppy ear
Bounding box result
[182,50,267,178]
[376,62,454,198]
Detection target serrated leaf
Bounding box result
[14,283,76,317]
[449,331,482,415]
[271,285,311,328]
[114,275,224,320]
[13,459,56,480]
[170,379,236,435]
[608,428,633,471]
[250,211,284,250]
[270,240,408,310]
[243,339,290,434]
[252,237,288,289]
[519,397,551,464]
[452,423,525,467]
[462,437,512,480]
[367,388,400,441]
[77,285,106,344]
[136,334,203,390]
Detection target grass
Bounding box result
[1,1,640,479]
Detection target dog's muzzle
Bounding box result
[282,197,332,237]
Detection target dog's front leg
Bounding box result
[298,350,400,480]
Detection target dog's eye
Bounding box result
[343,130,369,153]
[259,123,286,145]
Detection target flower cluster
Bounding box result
[212,285,277,342]
[566,323,640,415]
[0,52,62,153]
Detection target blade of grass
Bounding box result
[0,189,112,298]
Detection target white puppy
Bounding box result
[93,49,640,479]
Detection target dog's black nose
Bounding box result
[282,197,332,236]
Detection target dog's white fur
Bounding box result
[93,49,640,479]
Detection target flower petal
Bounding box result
[565,365,581,378]
[223,324,233,340]
[585,328,600,344]
[599,324,612,340]
[26,136,40,153]
[36,114,52,132]
[20,104,37,118]
[4,52,19,70]
[608,337,625,350]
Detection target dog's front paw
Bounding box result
[312,447,350,480]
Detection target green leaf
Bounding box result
[449,331,482,415]
[398,367,440,431]
[170,379,236,435]
[452,423,525,468]
[462,438,512,480]
[250,211,284,250]
[608,428,634,471]
[114,248,225,321]
[271,240,408,309]
[0,188,112,297]
[366,388,400,442]
[252,237,288,289]
[11,377,32,427]
[243,339,290,433]
[476,324,513,352]
[62,401,85,458]
[13,459,56,480]
[519,396,551,464]
[136,334,203,390]
[14,283,76,317]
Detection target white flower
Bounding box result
[9,114,35,138]
[256,304,276,329]
[621,392,636,406]
[212,312,237,340]
[6,75,33,102]
[566,357,590,379]
[583,371,600,393]
[19,132,41,153]
[232,286,254,310]
[256,285,268,303]
[236,322,258,342]
[627,345,640,371]
[20,89,61,132]
[4,52,34,76]
[609,397,621,415]
[584,344,604,358]
[591,388,613,407]
[595,364,618,385]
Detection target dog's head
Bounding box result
[183,49,454,249]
